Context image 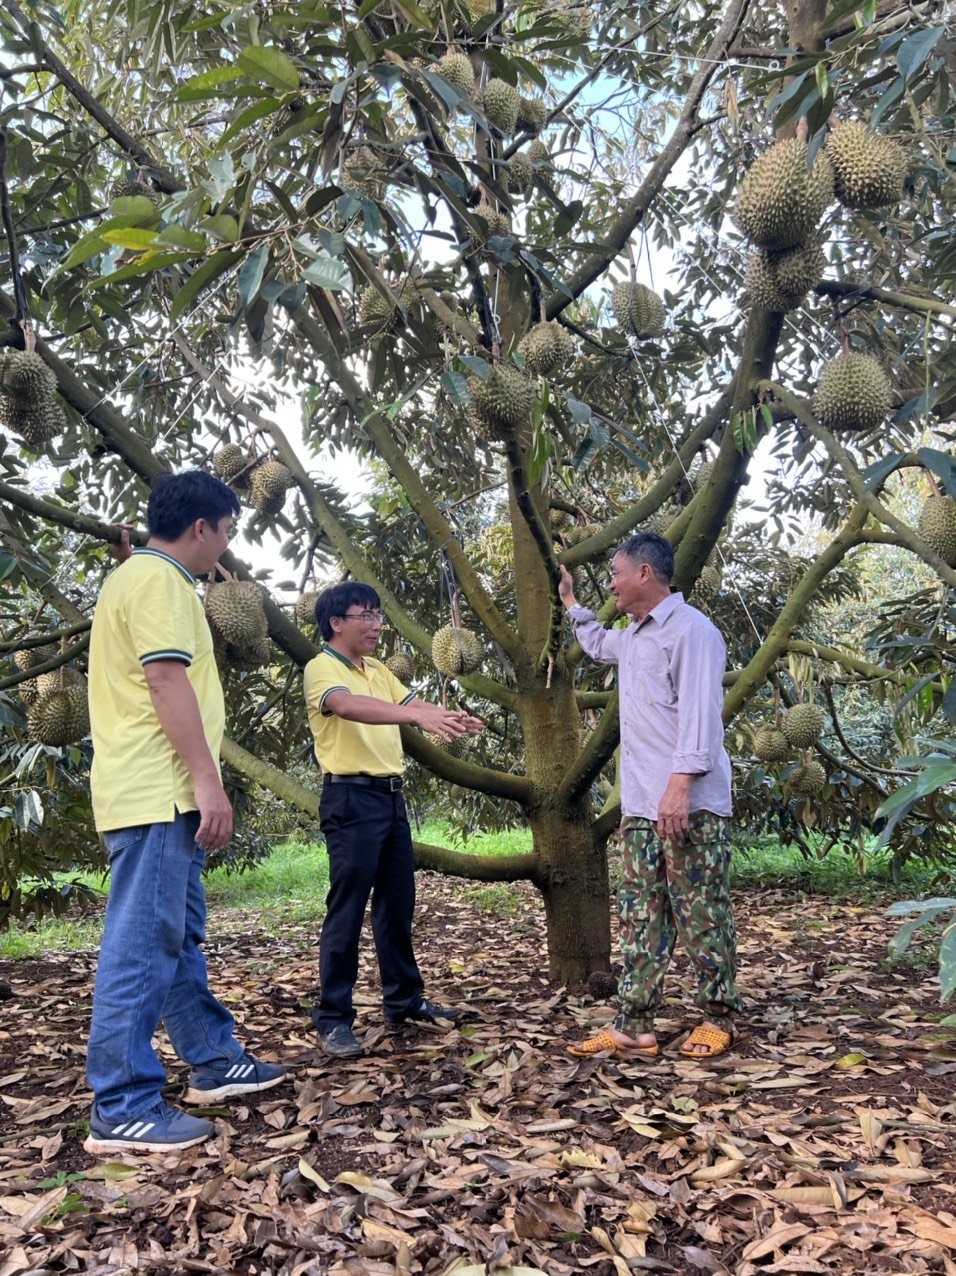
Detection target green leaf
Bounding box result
[89,251,190,287]
[223,97,282,144]
[237,45,301,92]
[440,370,469,406]
[199,214,240,243]
[170,249,242,321]
[109,195,160,220]
[237,243,270,307]
[939,921,956,1001]
[888,904,953,960]
[302,254,350,290]
[896,27,944,84]
[99,228,160,250]
[916,446,956,498]
[175,64,246,98]
[155,224,208,252]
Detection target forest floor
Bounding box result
[0,875,955,1275]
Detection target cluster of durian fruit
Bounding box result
[14,645,90,746]
[212,444,294,516]
[0,349,67,448]
[752,703,827,796]
[205,580,271,671]
[732,124,911,435]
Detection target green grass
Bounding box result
[0,821,949,957]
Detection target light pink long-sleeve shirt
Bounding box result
[569,593,732,820]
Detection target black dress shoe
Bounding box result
[386,998,462,1028]
[317,1023,363,1057]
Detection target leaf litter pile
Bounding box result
[1,876,955,1275]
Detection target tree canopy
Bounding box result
[0,0,954,975]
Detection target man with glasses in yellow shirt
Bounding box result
[304,581,483,1058]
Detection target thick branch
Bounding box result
[816,278,956,322]
[412,841,539,883]
[560,691,621,805]
[401,728,533,803]
[546,0,752,313]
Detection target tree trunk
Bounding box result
[532,803,612,981]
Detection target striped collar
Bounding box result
[132,546,195,584]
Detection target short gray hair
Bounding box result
[616,531,673,583]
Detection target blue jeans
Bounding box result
[86,811,243,1120]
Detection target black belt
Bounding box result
[323,773,403,792]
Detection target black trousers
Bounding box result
[312,783,424,1031]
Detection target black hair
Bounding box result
[147,471,241,541]
[315,581,381,641]
[616,531,674,584]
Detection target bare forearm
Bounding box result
[147,671,220,783]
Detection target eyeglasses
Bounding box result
[339,610,384,623]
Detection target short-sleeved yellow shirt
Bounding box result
[88,548,225,831]
[303,645,413,776]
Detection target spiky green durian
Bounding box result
[35,665,86,699]
[219,633,271,673]
[516,95,547,135]
[1,394,66,447]
[482,79,521,135]
[432,624,484,676]
[753,724,791,762]
[826,120,908,211]
[109,178,159,204]
[518,321,575,377]
[917,494,956,567]
[0,350,57,404]
[812,352,892,433]
[296,590,320,628]
[468,366,534,439]
[424,729,469,757]
[250,460,293,515]
[212,443,253,491]
[781,703,825,748]
[789,758,827,796]
[385,651,416,683]
[609,281,666,338]
[746,239,827,311]
[506,151,535,196]
[341,146,383,200]
[436,50,475,99]
[206,581,268,648]
[472,200,512,244]
[695,563,722,597]
[562,524,598,546]
[526,139,551,167]
[358,280,417,334]
[12,643,56,675]
[27,686,89,746]
[732,139,834,251]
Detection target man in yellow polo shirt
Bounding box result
[304,581,483,1058]
[84,471,286,1155]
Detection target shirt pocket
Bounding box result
[632,651,676,707]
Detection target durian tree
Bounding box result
[0,0,954,975]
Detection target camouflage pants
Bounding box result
[614,812,741,1036]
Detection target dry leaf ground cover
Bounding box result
[1,872,955,1275]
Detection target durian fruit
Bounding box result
[436,50,475,100]
[506,151,535,196]
[385,650,416,683]
[826,120,908,211]
[562,523,598,546]
[917,494,956,567]
[472,200,512,246]
[753,724,791,762]
[27,686,90,746]
[341,146,383,200]
[424,729,469,758]
[746,239,827,312]
[789,758,827,796]
[296,590,321,628]
[13,643,55,704]
[516,95,547,135]
[271,95,309,139]
[549,507,572,531]
[517,321,574,377]
[212,443,253,491]
[432,624,484,676]
[221,633,271,672]
[482,80,521,135]
[0,350,57,403]
[1,395,67,447]
[781,703,825,748]
[358,280,417,334]
[206,581,268,647]
[109,177,158,204]
[696,563,722,596]
[468,366,534,439]
[609,281,667,339]
[732,139,834,251]
[812,352,892,433]
[250,460,294,515]
[36,664,86,699]
[527,138,551,167]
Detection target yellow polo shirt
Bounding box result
[88,548,225,831]
[303,645,413,776]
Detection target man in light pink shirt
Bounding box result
[558,531,741,1061]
